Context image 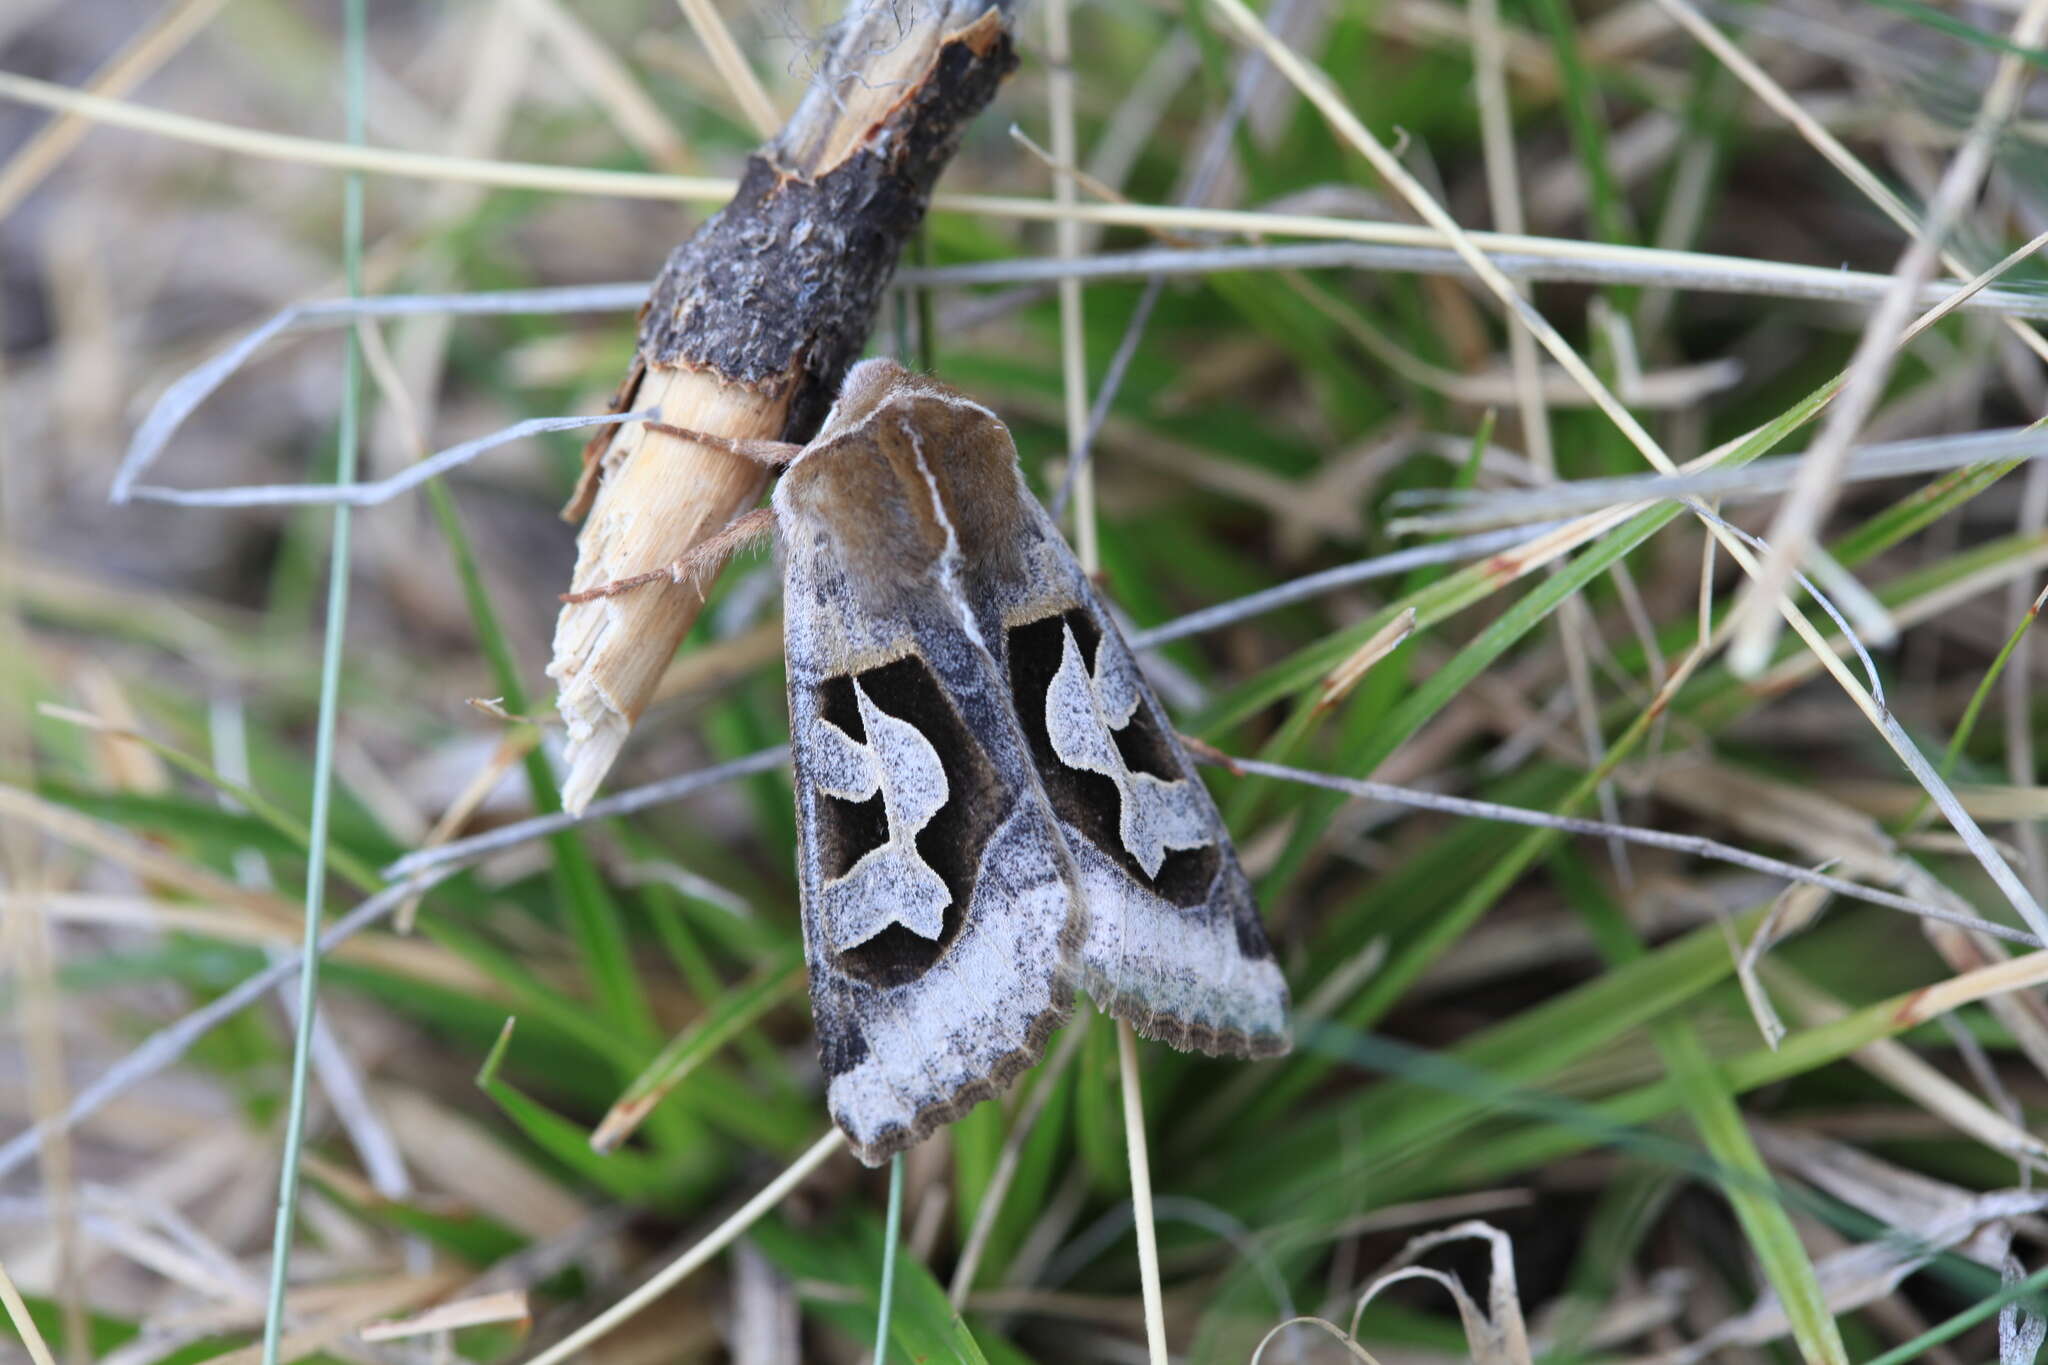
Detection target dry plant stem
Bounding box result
[520,1131,842,1365]
[50,61,2048,317]
[1041,2,1160,1356]
[0,1262,58,1365]
[1469,0,1550,480]
[0,0,225,217]
[550,0,1018,813]
[0,68,734,201]
[1223,757,2024,942]
[1116,1018,1170,1365]
[1046,0,1096,571]
[1470,0,1623,880]
[1725,0,2048,677]
[32,50,2048,322]
[1057,67,1157,1365]
[673,0,778,138]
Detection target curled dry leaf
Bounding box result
[1349,1220,1533,1365]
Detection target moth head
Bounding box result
[812,357,916,443]
[774,361,1029,573]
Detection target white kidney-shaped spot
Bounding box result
[817,680,953,952]
[1043,623,1211,878]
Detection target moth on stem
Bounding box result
[549,1,1020,814]
[571,359,1292,1164]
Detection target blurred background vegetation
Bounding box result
[6,0,2048,1360]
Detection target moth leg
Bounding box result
[643,420,803,467]
[559,506,777,604]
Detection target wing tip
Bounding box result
[835,984,1075,1167]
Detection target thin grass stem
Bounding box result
[257,1,365,1357]
[1861,1262,2048,1365]
[873,1152,903,1365]
[1115,1018,1169,1365]
[1224,756,2039,946]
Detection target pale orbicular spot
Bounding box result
[816,680,952,952]
[1043,623,1213,878]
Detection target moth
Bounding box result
[567,359,1290,1164]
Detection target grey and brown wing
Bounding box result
[785,567,1084,1165]
[999,529,1290,1059]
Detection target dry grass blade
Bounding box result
[0,869,450,1184]
[1646,0,2048,367]
[510,0,689,169]
[1771,966,2048,1163]
[29,62,2048,320]
[0,70,731,200]
[1319,608,1418,709]
[0,1262,58,1365]
[1349,1222,1533,1365]
[521,1131,841,1365]
[1226,756,2034,943]
[1732,882,1835,1050]
[672,0,778,138]
[0,0,226,217]
[1204,0,2048,944]
[1725,0,2048,677]
[1250,1316,1382,1362]
[359,1290,531,1341]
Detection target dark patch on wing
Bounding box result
[814,673,887,881]
[830,653,1007,989]
[1235,902,1277,961]
[820,669,866,742]
[1150,846,1219,908]
[1008,609,1219,908]
[817,1006,870,1079]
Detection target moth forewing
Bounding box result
[774,358,1288,1164]
[1002,523,1291,1061]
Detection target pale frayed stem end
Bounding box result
[559,713,629,816]
[1116,1018,1170,1365]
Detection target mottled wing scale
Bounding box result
[1001,530,1290,1060]
[775,359,1287,1165]
[778,365,1081,1164]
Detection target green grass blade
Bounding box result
[874,1152,904,1365]
[753,1212,993,1363]
[1558,853,1846,1365]
[257,0,365,1354]
[425,469,656,1052]
[597,948,802,1147]
[474,1019,706,1202]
